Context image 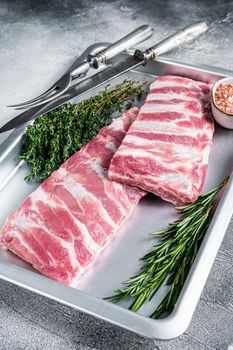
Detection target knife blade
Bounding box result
[0,55,143,133]
[0,21,208,133]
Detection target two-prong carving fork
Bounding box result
[8,25,153,109]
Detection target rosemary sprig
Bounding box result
[19,80,145,182]
[106,177,229,318]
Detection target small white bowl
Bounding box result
[211,77,233,129]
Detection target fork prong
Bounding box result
[7,85,57,108]
[13,89,60,110]
[13,85,69,110]
[8,73,72,109]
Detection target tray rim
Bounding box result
[0,49,233,340]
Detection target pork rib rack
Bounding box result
[108,76,214,205]
[0,108,145,286]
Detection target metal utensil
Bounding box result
[8,25,153,109]
[1,21,208,133]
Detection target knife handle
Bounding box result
[88,24,153,69]
[135,22,208,60]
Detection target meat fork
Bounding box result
[8,25,153,110]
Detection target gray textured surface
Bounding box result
[0,0,233,349]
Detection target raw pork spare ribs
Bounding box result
[0,108,145,286]
[108,76,214,205]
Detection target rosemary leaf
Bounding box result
[106,177,229,318]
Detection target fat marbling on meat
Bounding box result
[0,107,145,286]
[108,76,214,205]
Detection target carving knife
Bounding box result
[0,21,208,133]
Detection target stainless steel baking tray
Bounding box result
[0,45,233,340]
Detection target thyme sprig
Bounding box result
[19,80,145,182]
[106,177,229,318]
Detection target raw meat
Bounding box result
[0,107,145,286]
[108,76,214,205]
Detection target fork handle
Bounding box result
[88,24,153,69]
[135,22,208,60]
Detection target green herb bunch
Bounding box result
[106,178,228,318]
[19,80,145,182]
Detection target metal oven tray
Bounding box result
[0,46,233,340]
